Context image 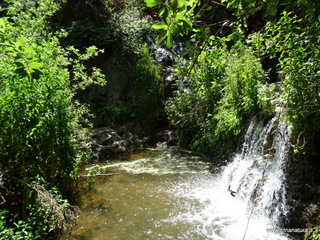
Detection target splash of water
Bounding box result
[66,114,293,240]
[220,113,292,239]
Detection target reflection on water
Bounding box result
[60,150,290,240]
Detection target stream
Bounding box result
[61,115,294,240]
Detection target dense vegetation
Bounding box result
[146,0,320,156]
[0,0,105,238]
[0,0,164,238]
[0,0,320,238]
[145,0,320,237]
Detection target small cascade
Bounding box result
[62,113,294,240]
[150,42,187,97]
[222,113,292,234]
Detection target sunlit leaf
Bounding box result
[177,0,187,9]
[187,0,196,6]
[155,31,167,44]
[29,62,43,70]
[23,46,34,55]
[145,0,161,7]
[152,23,168,30]
[166,32,173,48]
[175,11,187,21]
[176,12,192,29]
[159,7,166,16]
[0,18,6,32]
[15,36,26,50]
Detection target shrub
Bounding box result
[166,40,268,154]
[97,105,136,126]
[131,44,164,129]
[262,12,320,156]
[0,0,104,238]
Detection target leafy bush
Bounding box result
[0,185,78,239]
[60,20,114,50]
[131,44,164,129]
[0,0,104,238]
[97,105,136,126]
[113,6,154,53]
[166,40,268,154]
[214,42,267,138]
[261,12,320,156]
[0,210,35,240]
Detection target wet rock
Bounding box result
[154,129,177,149]
[303,203,319,224]
[91,127,125,158]
[164,130,176,145]
[151,44,174,67]
[91,127,148,159]
[156,141,168,149]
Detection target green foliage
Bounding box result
[166,40,268,154]
[221,0,279,17]
[114,6,154,53]
[97,105,136,126]
[57,0,153,54]
[131,44,164,128]
[312,226,320,240]
[85,165,101,189]
[221,0,320,20]
[0,0,104,238]
[214,42,266,136]
[1,19,70,192]
[145,0,200,47]
[57,1,163,131]
[258,12,320,156]
[2,0,66,40]
[0,19,103,193]
[304,224,320,240]
[0,210,35,240]
[0,184,76,239]
[61,20,114,50]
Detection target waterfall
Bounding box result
[63,113,295,240]
[220,113,292,238]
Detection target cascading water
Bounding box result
[218,113,292,239]
[61,114,294,240]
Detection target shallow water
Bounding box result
[61,150,291,240]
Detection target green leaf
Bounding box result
[159,7,166,16]
[29,62,43,71]
[14,67,28,78]
[166,32,173,48]
[175,11,187,21]
[23,46,34,55]
[152,23,169,30]
[155,31,167,44]
[0,18,5,32]
[145,0,161,7]
[226,0,238,8]
[187,0,196,6]
[14,37,28,52]
[177,0,187,9]
[176,11,192,29]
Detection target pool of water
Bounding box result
[60,150,290,240]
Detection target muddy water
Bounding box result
[61,150,290,240]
